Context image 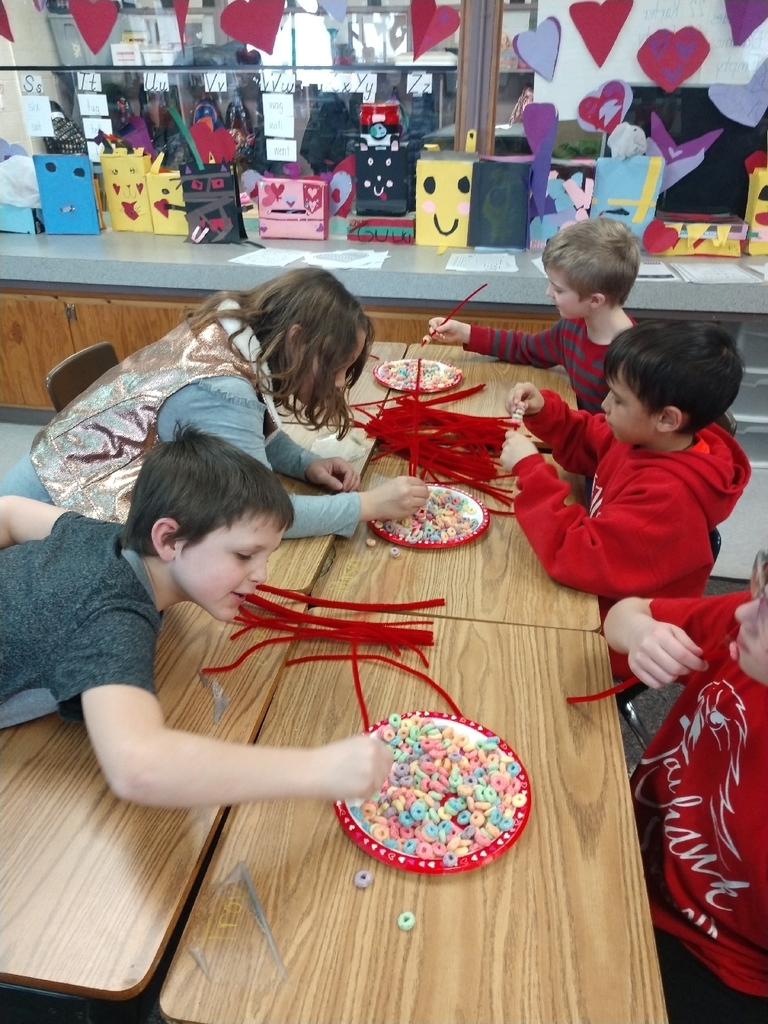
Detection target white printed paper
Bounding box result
[111,44,142,66]
[531,256,547,276]
[303,249,390,270]
[143,71,170,93]
[636,261,679,281]
[82,117,113,141]
[670,263,760,285]
[260,69,296,94]
[266,138,298,162]
[445,252,518,274]
[78,93,108,117]
[407,72,432,96]
[263,94,295,138]
[20,74,43,95]
[229,249,309,267]
[77,72,102,92]
[203,72,227,93]
[22,95,54,137]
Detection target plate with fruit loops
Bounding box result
[369,485,490,548]
[373,358,462,393]
[335,711,531,874]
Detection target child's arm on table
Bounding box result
[453,321,567,366]
[0,495,65,548]
[82,684,392,808]
[604,598,708,688]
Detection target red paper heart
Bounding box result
[173,0,190,49]
[69,0,119,55]
[411,0,461,61]
[570,0,633,67]
[637,27,710,94]
[190,122,236,165]
[0,1,14,44]
[577,80,629,133]
[745,149,768,174]
[642,219,679,253]
[220,0,285,55]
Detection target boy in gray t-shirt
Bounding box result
[0,427,390,808]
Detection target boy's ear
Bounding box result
[586,291,607,310]
[655,405,687,434]
[150,518,184,562]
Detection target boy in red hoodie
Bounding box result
[603,552,768,1024]
[500,321,750,674]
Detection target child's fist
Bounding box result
[423,318,470,346]
[505,382,544,418]
[317,734,392,802]
[501,429,538,472]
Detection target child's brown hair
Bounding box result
[189,267,374,437]
[542,218,641,306]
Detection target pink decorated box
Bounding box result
[257,179,329,240]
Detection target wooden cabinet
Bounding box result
[0,292,191,408]
[364,305,557,346]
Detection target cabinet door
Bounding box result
[63,297,190,363]
[364,305,557,346]
[0,294,75,408]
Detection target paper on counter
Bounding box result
[670,263,760,284]
[445,252,518,273]
[637,261,679,281]
[531,256,547,276]
[229,248,308,266]
[303,249,390,270]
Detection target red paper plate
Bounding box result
[335,711,531,875]
[373,358,463,392]
[370,485,490,548]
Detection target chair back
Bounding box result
[715,409,737,436]
[45,342,119,412]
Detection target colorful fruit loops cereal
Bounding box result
[373,487,479,545]
[350,714,528,867]
[377,359,461,391]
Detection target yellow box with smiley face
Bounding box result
[416,155,477,248]
[101,149,153,232]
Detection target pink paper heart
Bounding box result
[411,0,461,61]
[513,17,561,81]
[577,79,632,133]
[220,0,285,55]
[637,27,710,93]
[69,0,118,54]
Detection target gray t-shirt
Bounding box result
[0,513,161,721]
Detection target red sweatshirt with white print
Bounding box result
[632,592,768,997]
[513,391,751,672]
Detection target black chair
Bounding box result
[616,409,736,747]
[45,342,119,412]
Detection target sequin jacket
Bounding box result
[30,320,260,522]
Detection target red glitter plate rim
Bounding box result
[334,711,532,876]
[369,486,490,549]
[373,359,463,393]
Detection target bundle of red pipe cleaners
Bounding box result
[353,370,518,512]
[202,585,463,731]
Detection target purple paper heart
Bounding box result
[646,112,723,192]
[725,0,768,46]
[522,103,558,155]
[513,18,561,82]
[323,0,348,21]
[708,58,768,127]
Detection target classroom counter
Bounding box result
[1,231,767,318]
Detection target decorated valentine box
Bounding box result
[33,154,100,235]
[415,152,478,248]
[181,163,247,245]
[355,142,408,217]
[147,154,187,236]
[643,213,747,258]
[745,169,768,256]
[101,149,153,232]
[467,158,531,250]
[528,160,595,251]
[257,179,329,240]
[591,156,664,239]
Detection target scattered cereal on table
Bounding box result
[366,538,376,548]
[353,870,373,889]
[397,911,416,931]
[389,546,400,558]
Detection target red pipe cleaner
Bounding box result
[566,675,644,704]
[423,283,489,344]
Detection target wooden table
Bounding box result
[160,614,667,1024]
[0,601,297,999]
[265,341,406,592]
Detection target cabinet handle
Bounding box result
[65,303,77,322]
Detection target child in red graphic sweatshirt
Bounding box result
[603,552,768,1024]
[500,321,751,675]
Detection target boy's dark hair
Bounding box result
[121,427,294,556]
[604,321,744,433]
[541,218,641,305]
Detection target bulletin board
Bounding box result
[534,0,767,120]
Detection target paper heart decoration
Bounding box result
[642,219,680,253]
[513,18,561,81]
[645,111,723,192]
[725,0,768,46]
[173,0,189,48]
[261,181,285,206]
[69,0,119,54]
[637,27,710,94]
[411,0,461,61]
[189,121,236,165]
[0,2,13,43]
[329,155,355,216]
[577,79,632,134]
[303,183,322,213]
[522,102,558,154]
[33,0,48,11]
[708,58,768,127]
[745,149,768,174]
[220,0,285,55]
[0,138,27,161]
[323,1,348,21]
[569,0,633,68]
